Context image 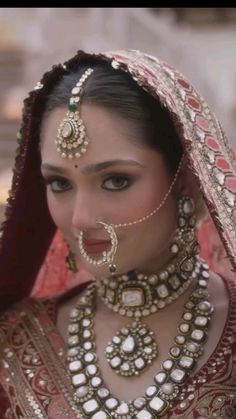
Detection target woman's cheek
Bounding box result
[47,192,69,230]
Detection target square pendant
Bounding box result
[179,356,195,369]
[149,396,167,413]
[122,288,144,307]
[137,409,153,419]
[92,412,108,419]
[170,368,186,383]
[83,398,99,413]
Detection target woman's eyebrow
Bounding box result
[81,159,146,174]
[41,164,69,175]
[41,160,146,175]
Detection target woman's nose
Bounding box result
[71,193,98,231]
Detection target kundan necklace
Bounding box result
[96,196,200,377]
[98,259,199,377]
[66,259,213,418]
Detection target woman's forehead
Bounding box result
[41,105,147,157]
[40,104,166,175]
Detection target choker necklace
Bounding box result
[66,259,213,418]
[96,196,199,377]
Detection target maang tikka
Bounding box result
[56,68,94,159]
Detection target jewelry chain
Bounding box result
[113,156,184,229]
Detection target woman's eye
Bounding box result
[44,177,72,193]
[102,176,131,191]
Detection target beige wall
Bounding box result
[0,8,236,208]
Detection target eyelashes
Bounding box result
[102,175,132,191]
[43,176,72,193]
[43,173,134,193]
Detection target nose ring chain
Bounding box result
[77,156,183,274]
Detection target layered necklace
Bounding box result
[66,197,214,418]
[67,261,213,418]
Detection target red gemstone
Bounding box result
[225,177,236,192]
[196,116,209,131]
[177,78,190,90]
[206,137,219,150]
[216,158,230,171]
[188,97,200,110]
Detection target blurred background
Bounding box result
[0,7,236,221]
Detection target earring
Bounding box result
[66,249,78,273]
[169,195,199,276]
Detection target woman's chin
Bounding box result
[76,257,134,278]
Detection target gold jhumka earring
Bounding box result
[66,249,78,273]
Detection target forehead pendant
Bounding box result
[55,68,94,159]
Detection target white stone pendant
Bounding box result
[104,320,158,376]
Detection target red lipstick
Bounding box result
[83,239,111,254]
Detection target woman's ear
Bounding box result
[175,158,198,199]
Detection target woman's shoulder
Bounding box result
[0,295,52,320]
[0,280,92,331]
[0,297,46,347]
[0,296,38,324]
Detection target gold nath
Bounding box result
[55,68,94,159]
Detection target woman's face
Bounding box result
[40,104,179,277]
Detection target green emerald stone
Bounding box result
[68,102,78,112]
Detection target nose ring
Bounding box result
[77,221,118,274]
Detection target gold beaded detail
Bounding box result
[55,68,94,159]
[77,221,118,274]
[113,156,183,229]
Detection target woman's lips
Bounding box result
[83,239,111,254]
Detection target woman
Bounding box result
[0,49,235,418]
